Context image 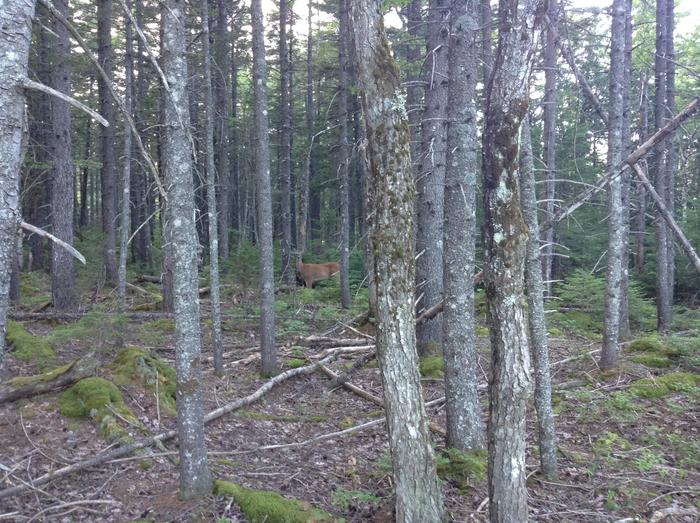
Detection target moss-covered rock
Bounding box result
[110,347,177,415]
[6,321,55,365]
[630,372,700,399]
[214,480,335,523]
[6,361,75,387]
[419,354,444,378]
[60,377,138,442]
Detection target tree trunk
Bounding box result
[542,0,558,297]
[442,0,483,452]
[635,75,649,276]
[663,0,676,321]
[161,0,212,497]
[79,112,92,229]
[0,0,36,367]
[520,116,557,479]
[279,0,293,285]
[600,0,626,371]
[297,0,314,254]
[202,0,223,375]
[214,0,231,259]
[338,0,351,309]
[415,0,449,354]
[97,0,118,285]
[349,1,444,520]
[49,0,76,311]
[251,0,277,376]
[482,1,539,520]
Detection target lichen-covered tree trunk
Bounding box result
[202,0,223,375]
[415,0,449,353]
[0,0,36,367]
[278,0,293,285]
[349,0,443,520]
[541,0,558,297]
[338,0,351,309]
[50,0,76,311]
[442,0,483,452]
[97,0,118,285]
[251,0,277,376]
[520,116,557,479]
[161,0,212,498]
[600,0,627,371]
[482,1,538,520]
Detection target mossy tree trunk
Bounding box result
[442,0,483,452]
[0,0,36,367]
[349,0,444,520]
[161,0,212,498]
[482,1,539,520]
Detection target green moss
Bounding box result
[627,336,680,357]
[139,460,152,471]
[630,372,700,399]
[239,409,300,423]
[285,358,306,369]
[50,311,127,349]
[436,449,487,490]
[141,318,175,333]
[59,377,138,442]
[7,361,74,387]
[419,355,444,378]
[6,321,55,365]
[214,480,335,523]
[331,488,380,511]
[110,347,177,415]
[631,354,672,368]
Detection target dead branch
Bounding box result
[0,353,341,501]
[20,221,86,264]
[21,79,108,127]
[0,356,99,404]
[324,351,376,389]
[297,335,369,346]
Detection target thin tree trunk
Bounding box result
[520,116,557,479]
[161,0,212,498]
[349,1,444,519]
[202,0,223,375]
[480,0,493,108]
[215,0,230,259]
[49,0,76,311]
[482,1,539,520]
[251,0,277,376]
[664,0,676,319]
[442,0,483,452]
[118,0,134,311]
[338,0,351,308]
[415,0,449,353]
[278,0,293,285]
[0,0,36,366]
[79,112,92,229]
[98,0,118,285]
[405,0,422,171]
[297,0,313,254]
[600,0,626,370]
[635,76,649,276]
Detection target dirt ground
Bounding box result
[1,299,699,522]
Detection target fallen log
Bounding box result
[0,356,99,404]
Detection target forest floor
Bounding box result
[1,270,699,522]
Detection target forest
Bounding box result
[0,0,700,520]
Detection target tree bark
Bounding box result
[251,0,277,376]
[49,0,76,311]
[0,0,37,367]
[349,0,444,520]
[520,116,557,479]
[415,0,449,353]
[97,0,118,285]
[338,0,351,309]
[442,0,483,452]
[214,0,231,259]
[482,1,539,520]
[600,0,627,370]
[279,0,293,285]
[161,0,212,498]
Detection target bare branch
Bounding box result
[22,79,108,127]
[20,221,86,265]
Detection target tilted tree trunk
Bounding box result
[349,0,444,520]
[278,0,293,285]
[0,0,36,367]
[442,0,483,452]
[482,1,539,520]
[600,0,626,371]
[49,0,76,311]
[251,0,277,376]
[338,0,351,309]
[541,0,558,297]
[415,0,449,353]
[520,116,557,479]
[161,0,212,497]
[97,0,118,285]
[202,0,223,375]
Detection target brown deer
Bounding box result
[296,259,340,289]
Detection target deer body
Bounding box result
[296,260,340,288]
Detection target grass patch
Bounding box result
[214,480,334,523]
[630,372,700,399]
[331,488,380,511]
